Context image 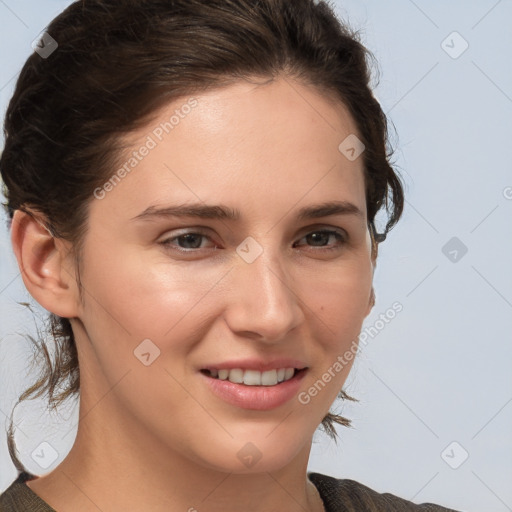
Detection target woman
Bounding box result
[0,0,462,510]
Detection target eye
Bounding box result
[293,229,347,251]
[159,231,216,252]
[158,227,347,255]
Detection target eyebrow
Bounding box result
[131,200,364,222]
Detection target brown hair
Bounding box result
[1,0,404,474]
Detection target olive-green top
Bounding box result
[0,471,462,511]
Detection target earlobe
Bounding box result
[10,210,79,318]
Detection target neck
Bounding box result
[26,376,325,512]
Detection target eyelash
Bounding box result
[159,228,347,254]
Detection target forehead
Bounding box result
[92,76,367,222]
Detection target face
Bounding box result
[70,76,375,473]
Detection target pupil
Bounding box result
[179,234,202,249]
[307,232,328,246]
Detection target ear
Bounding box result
[365,286,375,317]
[10,210,80,318]
[365,224,378,317]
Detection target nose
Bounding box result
[223,248,305,343]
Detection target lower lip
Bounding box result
[202,370,307,410]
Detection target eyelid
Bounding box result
[158,226,213,241]
[293,223,349,244]
[294,227,347,247]
[297,224,348,236]
[158,228,217,250]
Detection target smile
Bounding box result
[203,368,300,386]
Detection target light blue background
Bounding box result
[1,1,511,511]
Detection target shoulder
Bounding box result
[308,472,463,512]
[0,472,56,512]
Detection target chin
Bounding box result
[188,424,312,474]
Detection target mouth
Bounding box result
[199,359,309,410]
[200,367,306,386]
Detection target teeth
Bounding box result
[209,367,297,386]
[243,370,261,386]
[228,368,244,384]
[261,370,278,386]
[284,368,295,381]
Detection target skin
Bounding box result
[12,75,376,512]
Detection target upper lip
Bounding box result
[201,358,308,372]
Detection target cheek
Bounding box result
[78,245,227,352]
[302,259,373,340]
[298,266,371,411]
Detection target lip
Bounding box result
[201,367,308,411]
